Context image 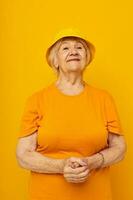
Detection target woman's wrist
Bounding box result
[98,152,105,168]
[86,153,104,170]
[57,158,67,174]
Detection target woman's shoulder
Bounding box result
[27,82,54,101]
[86,83,112,98]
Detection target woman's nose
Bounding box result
[69,48,78,55]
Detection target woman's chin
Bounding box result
[66,63,81,70]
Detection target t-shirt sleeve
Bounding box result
[104,91,124,136]
[18,92,41,138]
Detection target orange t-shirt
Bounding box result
[18,81,123,200]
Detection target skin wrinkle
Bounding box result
[57,39,89,70]
[47,37,91,75]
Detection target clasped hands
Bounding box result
[63,157,92,183]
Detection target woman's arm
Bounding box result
[16,131,66,174]
[86,132,127,170]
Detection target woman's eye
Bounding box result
[62,46,82,50]
[63,47,69,50]
[77,46,82,49]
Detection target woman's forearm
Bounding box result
[16,150,66,174]
[87,144,126,170]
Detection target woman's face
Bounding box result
[55,39,90,73]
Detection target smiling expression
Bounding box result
[54,38,91,73]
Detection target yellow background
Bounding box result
[1,0,132,199]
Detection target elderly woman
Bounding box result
[16,28,127,200]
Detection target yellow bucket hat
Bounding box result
[46,27,95,67]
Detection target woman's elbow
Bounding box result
[117,137,127,160]
[16,149,26,169]
[15,142,30,169]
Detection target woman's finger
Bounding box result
[70,157,88,165]
[64,165,88,175]
[64,169,90,179]
[69,161,80,168]
[68,157,88,167]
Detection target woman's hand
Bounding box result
[63,157,91,183]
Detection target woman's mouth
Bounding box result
[67,58,80,62]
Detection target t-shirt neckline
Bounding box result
[51,81,88,97]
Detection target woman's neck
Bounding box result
[55,75,85,95]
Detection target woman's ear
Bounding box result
[86,48,91,65]
[53,54,59,69]
[51,54,59,75]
